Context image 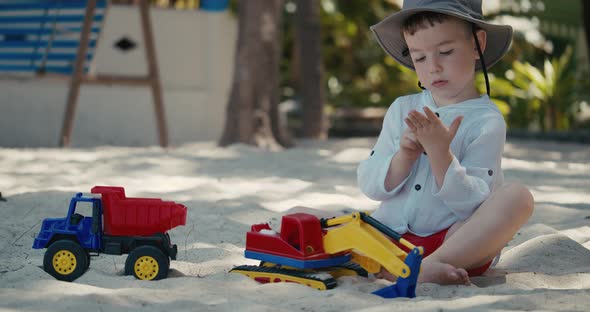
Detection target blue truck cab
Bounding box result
[33,192,103,252]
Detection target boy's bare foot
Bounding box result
[374,268,397,282]
[375,259,471,285]
[418,259,470,285]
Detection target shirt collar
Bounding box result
[422,90,498,113]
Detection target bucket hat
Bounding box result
[371,0,513,72]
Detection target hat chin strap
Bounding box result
[473,25,490,96]
[417,26,491,97]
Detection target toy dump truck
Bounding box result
[33,186,187,282]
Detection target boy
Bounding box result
[359,0,534,285]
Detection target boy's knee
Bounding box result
[501,183,534,217]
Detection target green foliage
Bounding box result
[283,0,587,133]
[484,46,590,131]
[281,0,420,110]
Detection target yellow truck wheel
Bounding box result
[124,246,169,281]
[43,240,89,282]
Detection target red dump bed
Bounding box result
[91,186,187,236]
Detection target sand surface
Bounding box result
[0,138,589,311]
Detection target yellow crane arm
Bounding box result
[321,212,423,278]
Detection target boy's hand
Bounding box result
[404,107,463,156]
[385,127,423,191]
[399,128,424,160]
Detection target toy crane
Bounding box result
[231,211,423,298]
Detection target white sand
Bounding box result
[0,138,589,311]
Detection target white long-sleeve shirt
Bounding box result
[357,90,506,237]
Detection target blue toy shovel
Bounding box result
[371,247,422,298]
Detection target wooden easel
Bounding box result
[60,0,168,147]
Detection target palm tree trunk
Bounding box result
[295,0,326,139]
[582,0,590,57]
[219,0,292,149]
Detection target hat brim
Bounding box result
[371,8,513,71]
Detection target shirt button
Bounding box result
[370,150,374,156]
[414,184,421,191]
[423,151,427,155]
[488,169,493,176]
[435,112,440,117]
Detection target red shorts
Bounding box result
[393,228,492,276]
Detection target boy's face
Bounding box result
[404,18,483,106]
